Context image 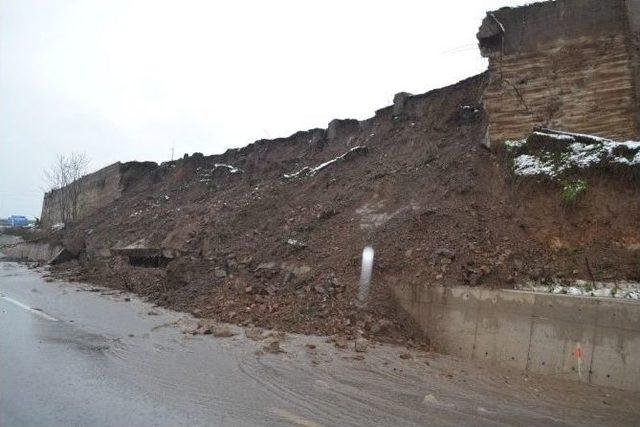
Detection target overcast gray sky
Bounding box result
[0,0,527,219]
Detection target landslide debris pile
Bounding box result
[52,73,640,339]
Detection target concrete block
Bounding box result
[325,119,359,141]
[532,292,599,327]
[392,283,640,392]
[527,318,594,383]
[526,293,598,382]
[431,287,480,358]
[472,290,535,369]
[392,92,412,117]
[590,326,640,391]
[596,298,640,332]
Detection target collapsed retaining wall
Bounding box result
[478,0,640,145]
[0,242,63,263]
[393,283,640,392]
[41,161,157,227]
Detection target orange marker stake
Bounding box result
[575,344,583,379]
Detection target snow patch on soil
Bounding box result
[518,280,640,300]
[284,146,367,179]
[510,129,640,178]
[513,155,562,177]
[213,163,243,174]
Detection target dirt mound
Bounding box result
[51,72,640,340]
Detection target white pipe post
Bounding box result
[357,246,374,308]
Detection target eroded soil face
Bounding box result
[49,73,640,339]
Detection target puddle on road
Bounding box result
[39,319,123,356]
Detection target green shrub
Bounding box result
[561,179,587,205]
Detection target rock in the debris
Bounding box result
[281,263,313,287]
[354,338,369,353]
[263,340,285,354]
[245,327,265,341]
[393,92,412,117]
[214,267,227,278]
[399,352,413,360]
[256,262,277,271]
[435,248,455,260]
[332,335,348,349]
[267,330,287,341]
[369,319,393,335]
[343,354,365,361]
[423,394,438,404]
[210,324,237,337]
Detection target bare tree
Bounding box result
[43,153,90,224]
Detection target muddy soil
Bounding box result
[47,73,640,340]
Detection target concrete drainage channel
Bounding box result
[393,283,640,392]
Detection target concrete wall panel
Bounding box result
[393,284,640,392]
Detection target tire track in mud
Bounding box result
[234,346,496,427]
[238,354,363,425]
[103,337,274,423]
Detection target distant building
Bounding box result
[8,215,29,228]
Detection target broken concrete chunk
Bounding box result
[369,319,393,335]
[435,248,456,260]
[263,340,285,354]
[332,335,348,349]
[393,92,413,117]
[245,327,265,341]
[256,262,277,271]
[210,324,237,337]
[458,105,480,124]
[326,118,360,141]
[112,238,172,267]
[47,248,75,265]
[281,263,312,287]
[354,338,369,353]
[267,330,287,341]
[214,267,227,278]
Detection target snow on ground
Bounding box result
[213,163,242,174]
[284,146,367,179]
[517,280,640,300]
[510,129,640,178]
[504,139,526,149]
[513,154,562,177]
[196,164,243,183]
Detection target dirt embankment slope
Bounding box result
[51,72,640,340]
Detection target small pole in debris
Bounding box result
[357,246,375,308]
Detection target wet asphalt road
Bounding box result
[1,261,640,426]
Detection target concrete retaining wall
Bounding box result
[40,161,157,227]
[0,242,63,263]
[479,0,640,144]
[393,283,640,392]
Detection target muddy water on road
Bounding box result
[1,261,639,426]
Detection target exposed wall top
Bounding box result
[478,0,640,144]
[478,0,628,57]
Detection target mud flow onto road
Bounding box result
[3,262,640,426]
